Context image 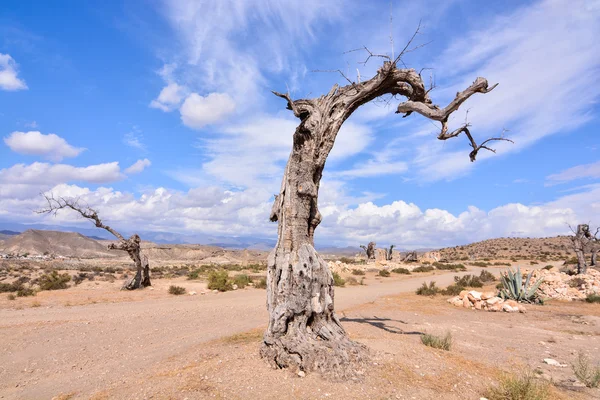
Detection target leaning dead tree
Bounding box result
[571,224,599,274]
[37,194,151,290]
[262,33,510,377]
[385,244,395,261]
[359,241,376,260]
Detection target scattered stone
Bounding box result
[232,284,238,290]
[447,290,526,313]
[189,291,197,296]
[297,370,305,377]
[543,358,567,367]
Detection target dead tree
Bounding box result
[402,251,418,263]
[385,244,395,261]
[37,194,150,289]
[262,37,508,377]
[359,242,376,260]
[571,224,599,274]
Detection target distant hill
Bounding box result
[0,229,116,258]
[436,236,573,261]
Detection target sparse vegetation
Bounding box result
[485,370,550,400]
[7,293,16,300]
[420,331,452,351]
[351,269,365,276]
[441,284,464,296]
[17,287,35,297]
[254,278,267,289]
[391,267,410,275]
[470,261,492,267]
[568,277,586,288]
[585,293,600,303]
[454,274,483,288]
[332,272,345,287]
[345,277,359,285]
[38,271,71,291]
[378,270,390,277]
[499,267,544,304]
[168,285,186,295]
[233,274,251,289]
[207,270,233,292]
[571,352,600,388]
[479,269,496,282]
[416,281,439,296]
[543,265,553,270]
[412,266,434,273]
[433,262,466,271]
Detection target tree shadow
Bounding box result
[340,315,423,335]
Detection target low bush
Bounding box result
[351,269,365,276]
[441,284,464,296]
[339,257,356,264]
[421,331,452,351]
[572,352,600,388]
[412,266,434,273]
[332,272,345,287]
[416,281,439,296]
[233,274,251,289]
[484,370,550,400]
[254,278,267,289]
[17,287,35,297]
[187,269,201,280]
[493,262,511,266]
[391,267,410,275]
[7,293,16,300]
[479,269,496,283]
[585,293,600,303]
[378,270,390,277]
[470,261,492,267]
[433,262,466,271]
[168,285,186,295]
[207,270,233,292]
[454,274,483,288]
[543,265,553,270]
[38,271,71,291]
[345,276,359,285]
[569,277,586,288]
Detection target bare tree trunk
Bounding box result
[263,59,502,377]
[572,224,592,274]
[592,249,597,267]
[112,235,151,290]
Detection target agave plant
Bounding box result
[499,267,544,304]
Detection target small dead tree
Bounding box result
[262,30,510,377]
[359,242,376,260]
[37,194,150,289]
[385,244,395,261]
[571,224,599,274]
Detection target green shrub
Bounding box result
[571,352,600,388]
[530,260,539,265]
[413,266,434,273]
[7,293,16,300]
[332,272,345,287]
[168,285,186,295]
[38,271,71,291]
[391,267,410,275]
[454,274,483,288]
[585,293,600,303]
[493,262,511,266]
[254,278,267,289]
[543,265,553,270]
[416,281,439,296]
[207,270,233,291]
[187,269,201,280]
[479,269,496,283]
[351,269,365,276]
[378,270,390,277]
[339,257,356,264]
[421,331,452,351]
[433,262,466,271]
[17,287,35,297]
[345,277,359,285]
[233,274,251,289]
[441,284,464,296]
[470,261,492,267]
[485,370,550,400]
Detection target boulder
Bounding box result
[481,291,496,300]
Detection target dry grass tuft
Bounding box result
[420,331,452,351]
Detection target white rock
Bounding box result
[189,291,197,296]
[543,358,567,367]
[468,290,482,300]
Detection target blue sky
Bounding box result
[0,0,599,248]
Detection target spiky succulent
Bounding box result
[499,267,544,304]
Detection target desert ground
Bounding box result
[1,243,599,400]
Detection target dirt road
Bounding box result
[0,269,477,399]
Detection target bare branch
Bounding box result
[37,193,125,241]
[272,91,300,118]
[312,69,354,85]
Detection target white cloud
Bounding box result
[150,82,186,112]
[0,162,124,187]
[546,160,600,185]
[123,126,146,151]
[180,92,236,129]
[4,131,85,161]
[125,158,151,174]
[0,53,27,91]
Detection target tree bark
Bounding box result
[111,234,151,290]
[263,61,501,377]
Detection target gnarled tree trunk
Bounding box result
[110,234,151,290]
[262,60,503,377]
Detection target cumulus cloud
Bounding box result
[4,131,85,161]
[546,160,600,185]
[150,82,186,112]
[0,53,27,91]
[179,92,236,129]
[124,158,151,174]
[0,162,123,187]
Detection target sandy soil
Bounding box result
[1,266,599,399]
